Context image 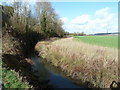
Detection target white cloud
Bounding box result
[95,7,110,18]
[60,17,69,23]
[71,14,90,25]
[62,7,118,34]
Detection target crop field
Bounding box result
[74,36,118,48]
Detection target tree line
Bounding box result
[2,1,65,38]
[65,32,86,37]
[2,1,65,57]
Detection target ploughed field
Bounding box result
[74,36,118,48]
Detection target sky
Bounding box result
[51,2,118,34]
[0,0,118,34]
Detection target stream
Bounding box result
[29,54,88,89]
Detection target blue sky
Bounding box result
[0,1,118,34]
[51,2,118,34]
[52,2,118,19]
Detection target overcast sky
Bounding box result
[0,0,118,34]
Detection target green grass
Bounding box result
[74,36,118,48]
[2,67,30,88]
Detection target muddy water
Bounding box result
[30,54,88,89]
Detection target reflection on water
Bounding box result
[30,55,50,81]
[30,54,87,89]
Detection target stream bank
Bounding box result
[29,53,88,89]
[35,38,118,89]
[2,28,53,88]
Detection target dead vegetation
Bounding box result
[35,37,118,88]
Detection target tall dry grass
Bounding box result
[35,37,118,88]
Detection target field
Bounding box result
[35,37,118,88]
[74,36,118,48]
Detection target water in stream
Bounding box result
[30,54,88,89]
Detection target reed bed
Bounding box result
[35,37,118,88]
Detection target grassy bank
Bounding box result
[74,36,118,48]
[35,37,118,88]
[2,67,31,88]
[2,29,31,88]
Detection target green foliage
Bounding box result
[2,68,30,88]
[40,9,47,37]
[1,5,14,27]
[39,2,64,38]
[74,36,118,48]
